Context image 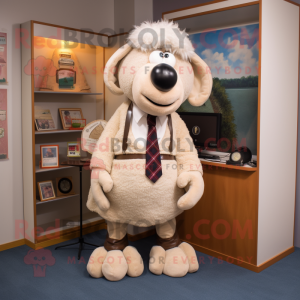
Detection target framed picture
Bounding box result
[38,181,56,201]
[0,33,7,84]
[59,108,83,130]
[67,141,81,157]
[56,69,76,89]
[70,118,86,130]
[56,177,74,197]
[0,89,8,159]
[34,107,56,131]
[177,23,259,155]
[40,145,59,169]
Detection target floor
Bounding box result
[1,229,299,300]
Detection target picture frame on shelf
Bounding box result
[38,180,56,201]
[67,141,81,157]
[70,118,86,130]
[56,69,76,90]
[34,107,56,131]
[40,144,59,169]
[59,108,83,130]
[56,177,74,197]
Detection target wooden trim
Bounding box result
[32,20,108,37]
[0,239,25,252]
[256,247,295,272]
[182,239,259,271]
[162,0,227,18]
[294,8,300,246]
[181,239,294,273]
[103,46,106,120]
[31,20,37,243]
[164,2,260,22]
[201,160,257,172]
[284,0,300,7]
[32,20,128,39]
[128,229,156,242]
[35,219,105,243]
[26,220,106,249]
[255,0,262,260]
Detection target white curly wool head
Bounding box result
[127,20,195,61]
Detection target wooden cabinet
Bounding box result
[163,0,299,272]
[21,21,107,248]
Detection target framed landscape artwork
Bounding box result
[178,24,259,155]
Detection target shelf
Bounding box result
[35,129,82,135]
[36,216,103,238]
[36,194,79,205]
[200,160,257,172]
[35,165,75,173]
[35,91,102,95]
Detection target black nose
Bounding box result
[151,63,177,92]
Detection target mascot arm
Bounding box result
[90,106,122,173]
[174,114,204,210]
[89,106,122,211]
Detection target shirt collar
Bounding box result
[132,103,166,126]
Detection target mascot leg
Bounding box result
[87,221,143,281]
[149,218,199,277]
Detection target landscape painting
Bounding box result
[178,24,259,155]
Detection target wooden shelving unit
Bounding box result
[36,194,79,205]
[21,20,107,249]
[35,91,102,95]
[35,129,83,135]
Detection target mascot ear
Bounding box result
[104,43,132,95]
[188,53,213,106]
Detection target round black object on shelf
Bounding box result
[237,147,252,164]
[151,63,177,92]
[58,178,73,194]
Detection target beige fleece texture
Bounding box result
[87,20,213,280]
[123,246,144,277]
[102,250,128,281]
[178,242,199,273]
[149,246,165,275]
[87,101,203,225]
[163,247,189,277]
[87,246,107,278]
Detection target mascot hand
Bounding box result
[176,171,204,210]
[91,169,113,211]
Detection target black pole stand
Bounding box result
[55,166,98,259]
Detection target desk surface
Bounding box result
[200,160,257,172]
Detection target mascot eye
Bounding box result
[162,52,176,67]
[149,50,164,65]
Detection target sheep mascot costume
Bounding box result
[86,20,213,281]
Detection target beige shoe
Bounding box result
[87,247,107,278]
[102,250,128,281]
[123,246,144,277]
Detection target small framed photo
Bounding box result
[67,141,81,157]
[59,108,83,130]
[40,145,59,169]
[35,119,56,131]
[38,181,56,201]
[70,119,86,130]
[34,107,56,131]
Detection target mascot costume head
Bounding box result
[86,20,212,281]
